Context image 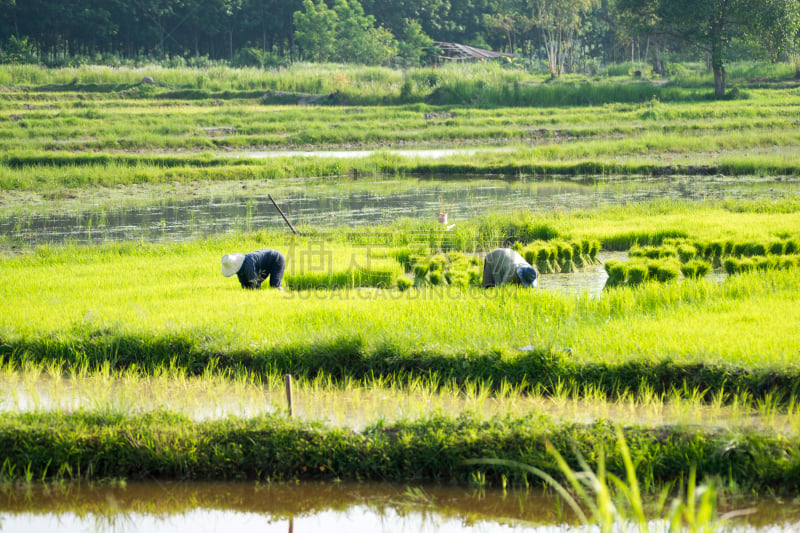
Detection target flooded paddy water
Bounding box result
[3,480,800,532]
[2,366,798,435]
[1,174,797,248]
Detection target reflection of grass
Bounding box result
[3,361,800,437]
[469,429,725,532]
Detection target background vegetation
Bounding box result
[2,0,799,95]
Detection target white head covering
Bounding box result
[221,253,245,277]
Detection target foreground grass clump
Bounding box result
[1,410,798,494]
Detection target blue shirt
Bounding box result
[236,249,285,289]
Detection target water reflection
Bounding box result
[1,175,796,248]
[2,481,800,533]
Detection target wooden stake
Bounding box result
[285,374,294,417]
[269,194,299,235]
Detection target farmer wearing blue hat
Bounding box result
[482,248,538,288]
[221,248,285,290]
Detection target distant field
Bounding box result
[1,62,800,193]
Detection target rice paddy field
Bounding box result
[2,61,800,531]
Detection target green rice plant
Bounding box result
[626,263,649,286]
[692,240,709,258]
[413,262,430,279]
[535,246,555,274]
[629,245,646,258]
[603,230,690,251]
[750,242,768,256]
[555,242,577,273]
[678,244,699,263]
[723,257,740,275]
[768,240,786,256]
[732,242,750,257]
[588,240,601,263]
[391,247,416,271]
[681,260,712,279]
[652,259,682,283]
[738,257,756,273]
[467,268,482,286]
[523,248,536,265]
[604,260,627,288]
[572,241,586,268]
[707,241,724,258]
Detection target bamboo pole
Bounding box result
[268,194,299,235]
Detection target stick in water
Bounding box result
[268,194,299,235]
[285,374,294,417]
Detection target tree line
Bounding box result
[1,0,799,93]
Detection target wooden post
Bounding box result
[268,194,299,236]
[285,374,294,417]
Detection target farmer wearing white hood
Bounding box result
[482,248,538,288]
[221,248,285,290]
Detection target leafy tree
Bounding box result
[294,0,397,65]
[293,0,338,62]
[360,0,453,44]
[397,19,435,66]
[483,0,531,55]
[221,0,243,61]
[612,0,661,71]
[1,35,35,63]
[750,0,800,63]
[531,0,600,77]
[333,0,396,64]
[135,0,184,58]
[633,0,800,96]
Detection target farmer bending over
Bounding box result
[221,248,285,290]
[482,248,538,288]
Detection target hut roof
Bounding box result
[434,41,515,61]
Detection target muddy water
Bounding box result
[2,480,799,533]
[3,357,796,435]
[1,175,796,247]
